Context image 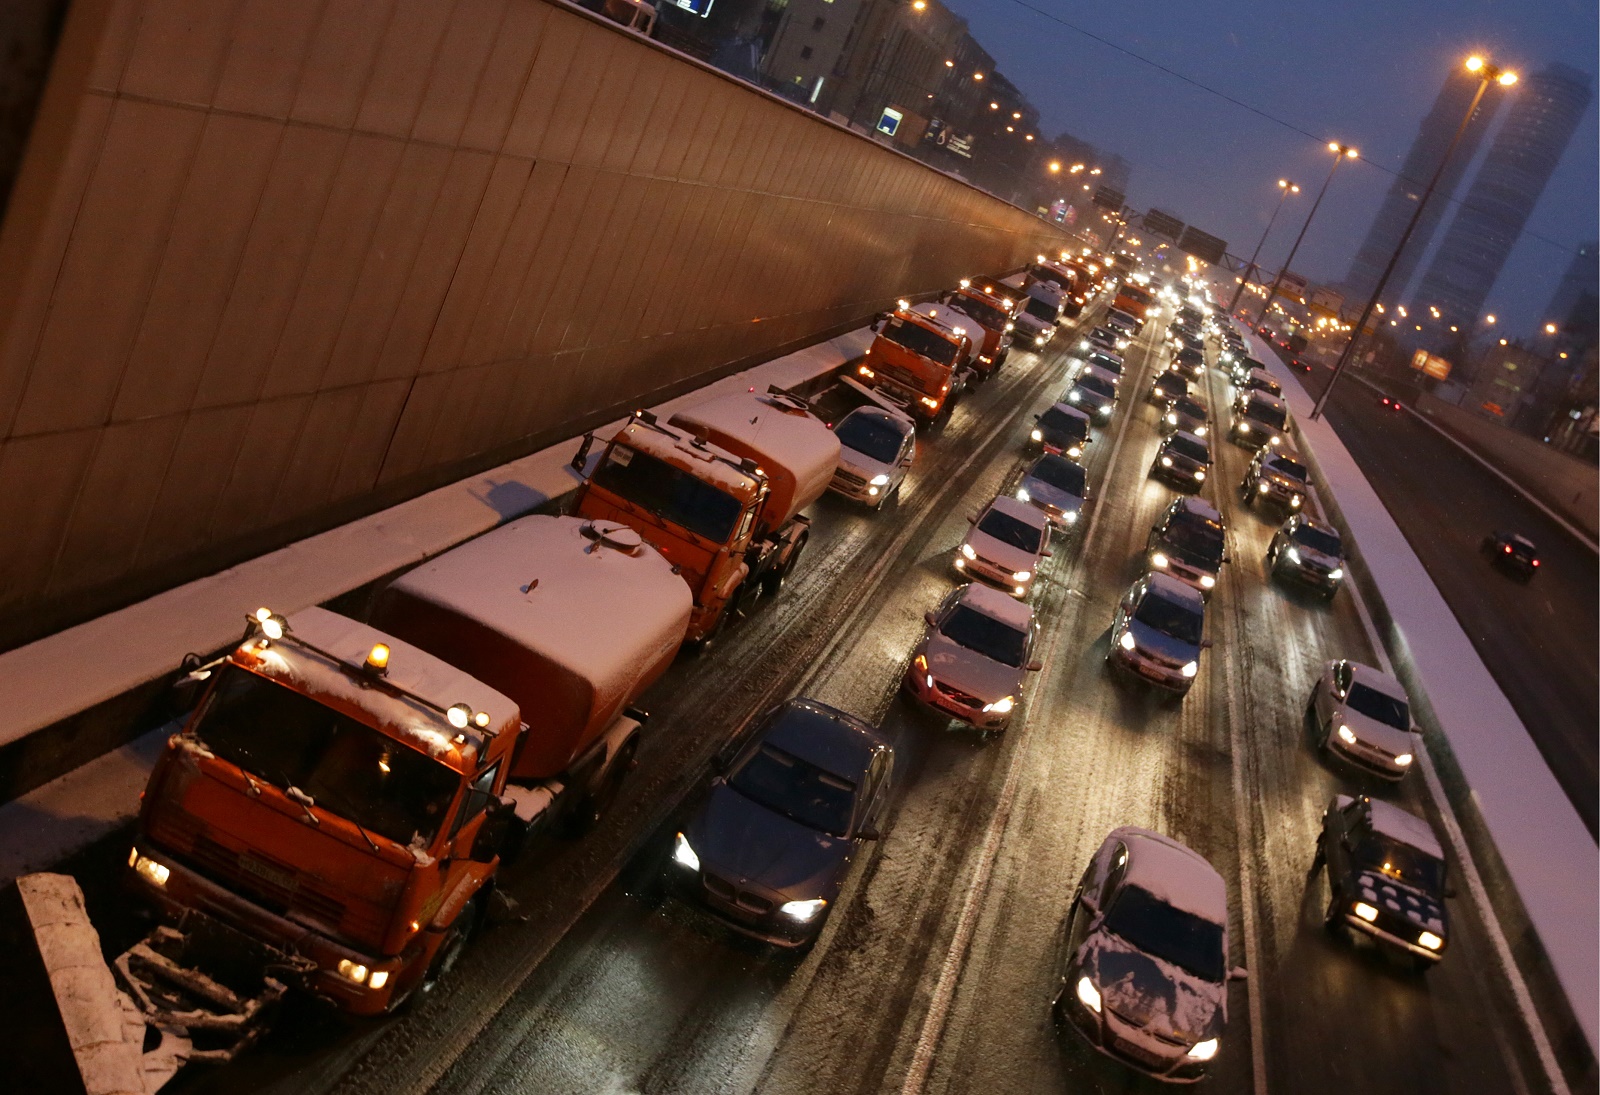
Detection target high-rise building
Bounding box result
[1341,67,1506,307]
[1544,241,1599,332]
[1413,63,1593,334]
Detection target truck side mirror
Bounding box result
[570,432,595,473]
[469,807,514,863]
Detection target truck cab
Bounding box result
[858,301,973,422]
[131,607,522,1015]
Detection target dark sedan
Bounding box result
[671,699,893,949]
[1480,530,1540,580]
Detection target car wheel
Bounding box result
[1310,834,1327,873]
[1322,891,1345,936]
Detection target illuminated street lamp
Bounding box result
[1047,161,1062,173]
[1544,322,1559,334]
[1254,142,1357,326]
[1314,55,1518,419]
[1228,178,1300,313]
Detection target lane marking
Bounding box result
[897,309,1150,1095]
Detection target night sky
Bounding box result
[943,0,1598,336]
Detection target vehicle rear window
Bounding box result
[1134,591,1204,646]
[880,317,959,366]
[1104,884,1225,982]
[1039,407,1088,440]
[1346,683,1409,730]
[1076,374,1115,399]
[593,444,744,544]
[977,508,1045,552]
[729,742,856,837]
[193,666,461,846]
[1245,398,1287,430]
[835,412,905,464]
[1167,435,1209,463]
[940,605,1027,667]
[1172,396,1207,420]
[1027,454,1086,495]
[1291,524,1342,557]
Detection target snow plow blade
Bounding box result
[1,873,295,1094]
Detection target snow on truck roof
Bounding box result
[252,606,519,767]
[670,391,841,476]
[613,417,760,497]
[385,515,693,701]
[1114,826,1228,924]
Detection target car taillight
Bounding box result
[1504,545,1513,554]
[1532,559,1540,566]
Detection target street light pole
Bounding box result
[1310,57,1515,420]
[1254,143,1357,328]
[1227,179,1299,314]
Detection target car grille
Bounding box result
[704,873,775,915]
[933,681,985,709]
[833,468,867,489]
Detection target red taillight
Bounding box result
[1504,545,1513,554]
[1532,559,1540,566]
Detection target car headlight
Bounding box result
[131,852,170,888]
[1013,570,1031,582]
[1030,428,1044,442]
[1186,1038,1219,1061]
[1394,752,1413,766]
[870,473,891,486]
[1098,407,1111,419]
[1194,425,1207,436]
[868,486,879,496]
[1199,574,1215,589]
[982,696,1015,714]
[1337,724,1357,744]
[1036,335,1047,346]
[961,544,977,561]
[1239,422,1250,433]
[1016,488,1031,502]
[1353,902,1379,923]
[780,898,828,922]
[1286,546,1301,564]
[1068,391,1081,403]
[1417,931,1443,950]
[1161,456,1173,467]
[1328,568,1343,580]
[1194,470,1205,481]
[1005,322,1015,332]
[1269,435,1281,446]
[1079,339,1089,350]
[1290,494,1302,507]
[1064,509,1078,524]
[1150,551,1168,568]
[1119,631,1137,651]
[1257,482,1270,494]
[1068,445,1082,458]
[672,832,701,871]
[1181,660,1198,678]
[1076,976,1103,1014]
[1014,585,1026,596]
[1164,412,1176,423]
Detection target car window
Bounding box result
[1039,406,1089,438]
[939,604,1028,667]
[1168,435,1209,463]
[1153,372,1186,393]
[1100,841,1130,905]
[1133,591,1204,645]
[1334,661,1351,695]
[834,412,906,464]
[1245,398,1288,429]
[976,507,1045,552]
[1162,518,1224,566]
[1353,830,1446,893]
[1024,296,1058,321]
[1266,457,1307,482]
[1173,397,1206,420]
[1346,683,1410,729]
[1291,524,1343,556]
[1103,883,1225,982]
[1076,374,1116,399]
[728,742,857,837]
[1027,455,1086,495]
[1086,352,1123,374]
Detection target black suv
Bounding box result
[1267,514,1344,598]
[1480,530,1539,580]
[1239,450,1309,515]
[1313,795,1450,970]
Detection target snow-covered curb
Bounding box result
[1253,335,1598,1056]
[0,328,872,758]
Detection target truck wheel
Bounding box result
[565,737,638,838]
[393,898,480,1011]
[763,535,807,597]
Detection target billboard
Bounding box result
[1278,270,1309,301]
[1308,285,1345,316]
[876,108,903,137]
[921,118,974,158]
[1410,349,1452,380]
[1092,185,1125,210]
[1178,225,1227,266]
[1145,209,1184,241]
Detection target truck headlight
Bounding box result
[1119,631,1136,651]
[336,958,370,984]
[870,473,891,486]
[672,832,700,872]
[131,852,170,888]
[982,696,1015,714]
[1016,488,1031,502]
[1353,902,1379,923]
[1031,429,1043,441]
[921,397,939,409]
[1186,1038,1219,1061]
[368,970,390,990]
[780,898,827,922]
[1076,976,1102,1013]
[1290,494,1302,507]
[961,544,977,561]
[859,365,875,378]
[1150,551,1168,568]
[1067,446,1081,458]
[1417,931,1443,950]
[1337,724,1357,744]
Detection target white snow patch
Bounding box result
[669,391,841,526]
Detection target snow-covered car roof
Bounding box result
[1346,661,1408,705]
[1362,798,1445,860]
[1174,495,1223,524]
[1113,826,1228,924]
[1145,572,1206,611]
[1044,401,1092,423]
[957,580,1034,630]
[1291,514,1340,540]
[984,493,1051,529]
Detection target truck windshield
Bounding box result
[881,317,959,366]
[835,413,905,464]
[193,666,462,846]
[940,605,1027,667]
[592,444,743,543]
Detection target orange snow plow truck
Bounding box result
[570,388,840,643]
[856,300,974,422]
[120,514,691,1025]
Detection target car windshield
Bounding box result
[1353,831,1446,894]
[192,666,462,846]
[1086,352,1123,374]
[1024,296,1058,321]
[1250,375,1280,392]
[881,317,959,366]
[953,297,1008,331]
[1346,682,1409,729]
[940,604,1028,667]
[976,507,1044,552]
[1162,518,1224,567]
[1168,435,1209,463]
[1265,458,1307,482]
[1039,407,1088,440]
[1076,375,1115,399]
[1152,372,1187,395]
[593,444,744,543]
[1245,399,1288,429]
[835,413,905,464]
[1092,327,1118,343]
[730,741,856,837]
[1173,397,1207,420]
[1027,454,1087,495]
[1175,348,1203,364]
[1134,591,1204,645]
[1104,883,1225,982]
[1292,525,1342,556]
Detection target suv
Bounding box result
[1147,497,1226,597]
[1306,660,1416,780]
[1150,431,1211,492]
[1313,795,1450,970]
[1239,449,1309,515]
[1171,346,1206,380]
[1266,514,1344,597]
[1161,394,1209,438]
[904,582,1042,732]
[1230,391,1289,449]
[1107,573,1209,695]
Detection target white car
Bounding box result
[954,495,1052,598]
[904,582,1042,732]
[1053,827,1246,1082]
[1014,288,1064,347]
[828,406,916,510]
[1307,660,1416,780]
[1017,453,1088,531]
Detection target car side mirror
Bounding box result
[1200,638,1214,649]
[1026,660,1044,672]
[857,825,881,841]
[709,751,731,776]
[1042,548,1053,557]
[966,514,977,524]
[1227,966,1249,982]
[1444,884,1458,900]
[924,611,938,626]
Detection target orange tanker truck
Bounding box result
[856,300,975,423]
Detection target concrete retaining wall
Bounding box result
[0,0,1066,649]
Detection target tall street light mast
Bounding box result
[1254,142,1359,328]
[1228,179,1300,314]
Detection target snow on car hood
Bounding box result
[1128,620,1198,667]
[838,451,895,483]
[966,528,1039,573]
[922,631,1021,704]
[1335,707,1411,757]
[1291,545,1340,570]
[1019,477,1084,518]
[1081,929,1223,1044]
[689,782,849,900]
